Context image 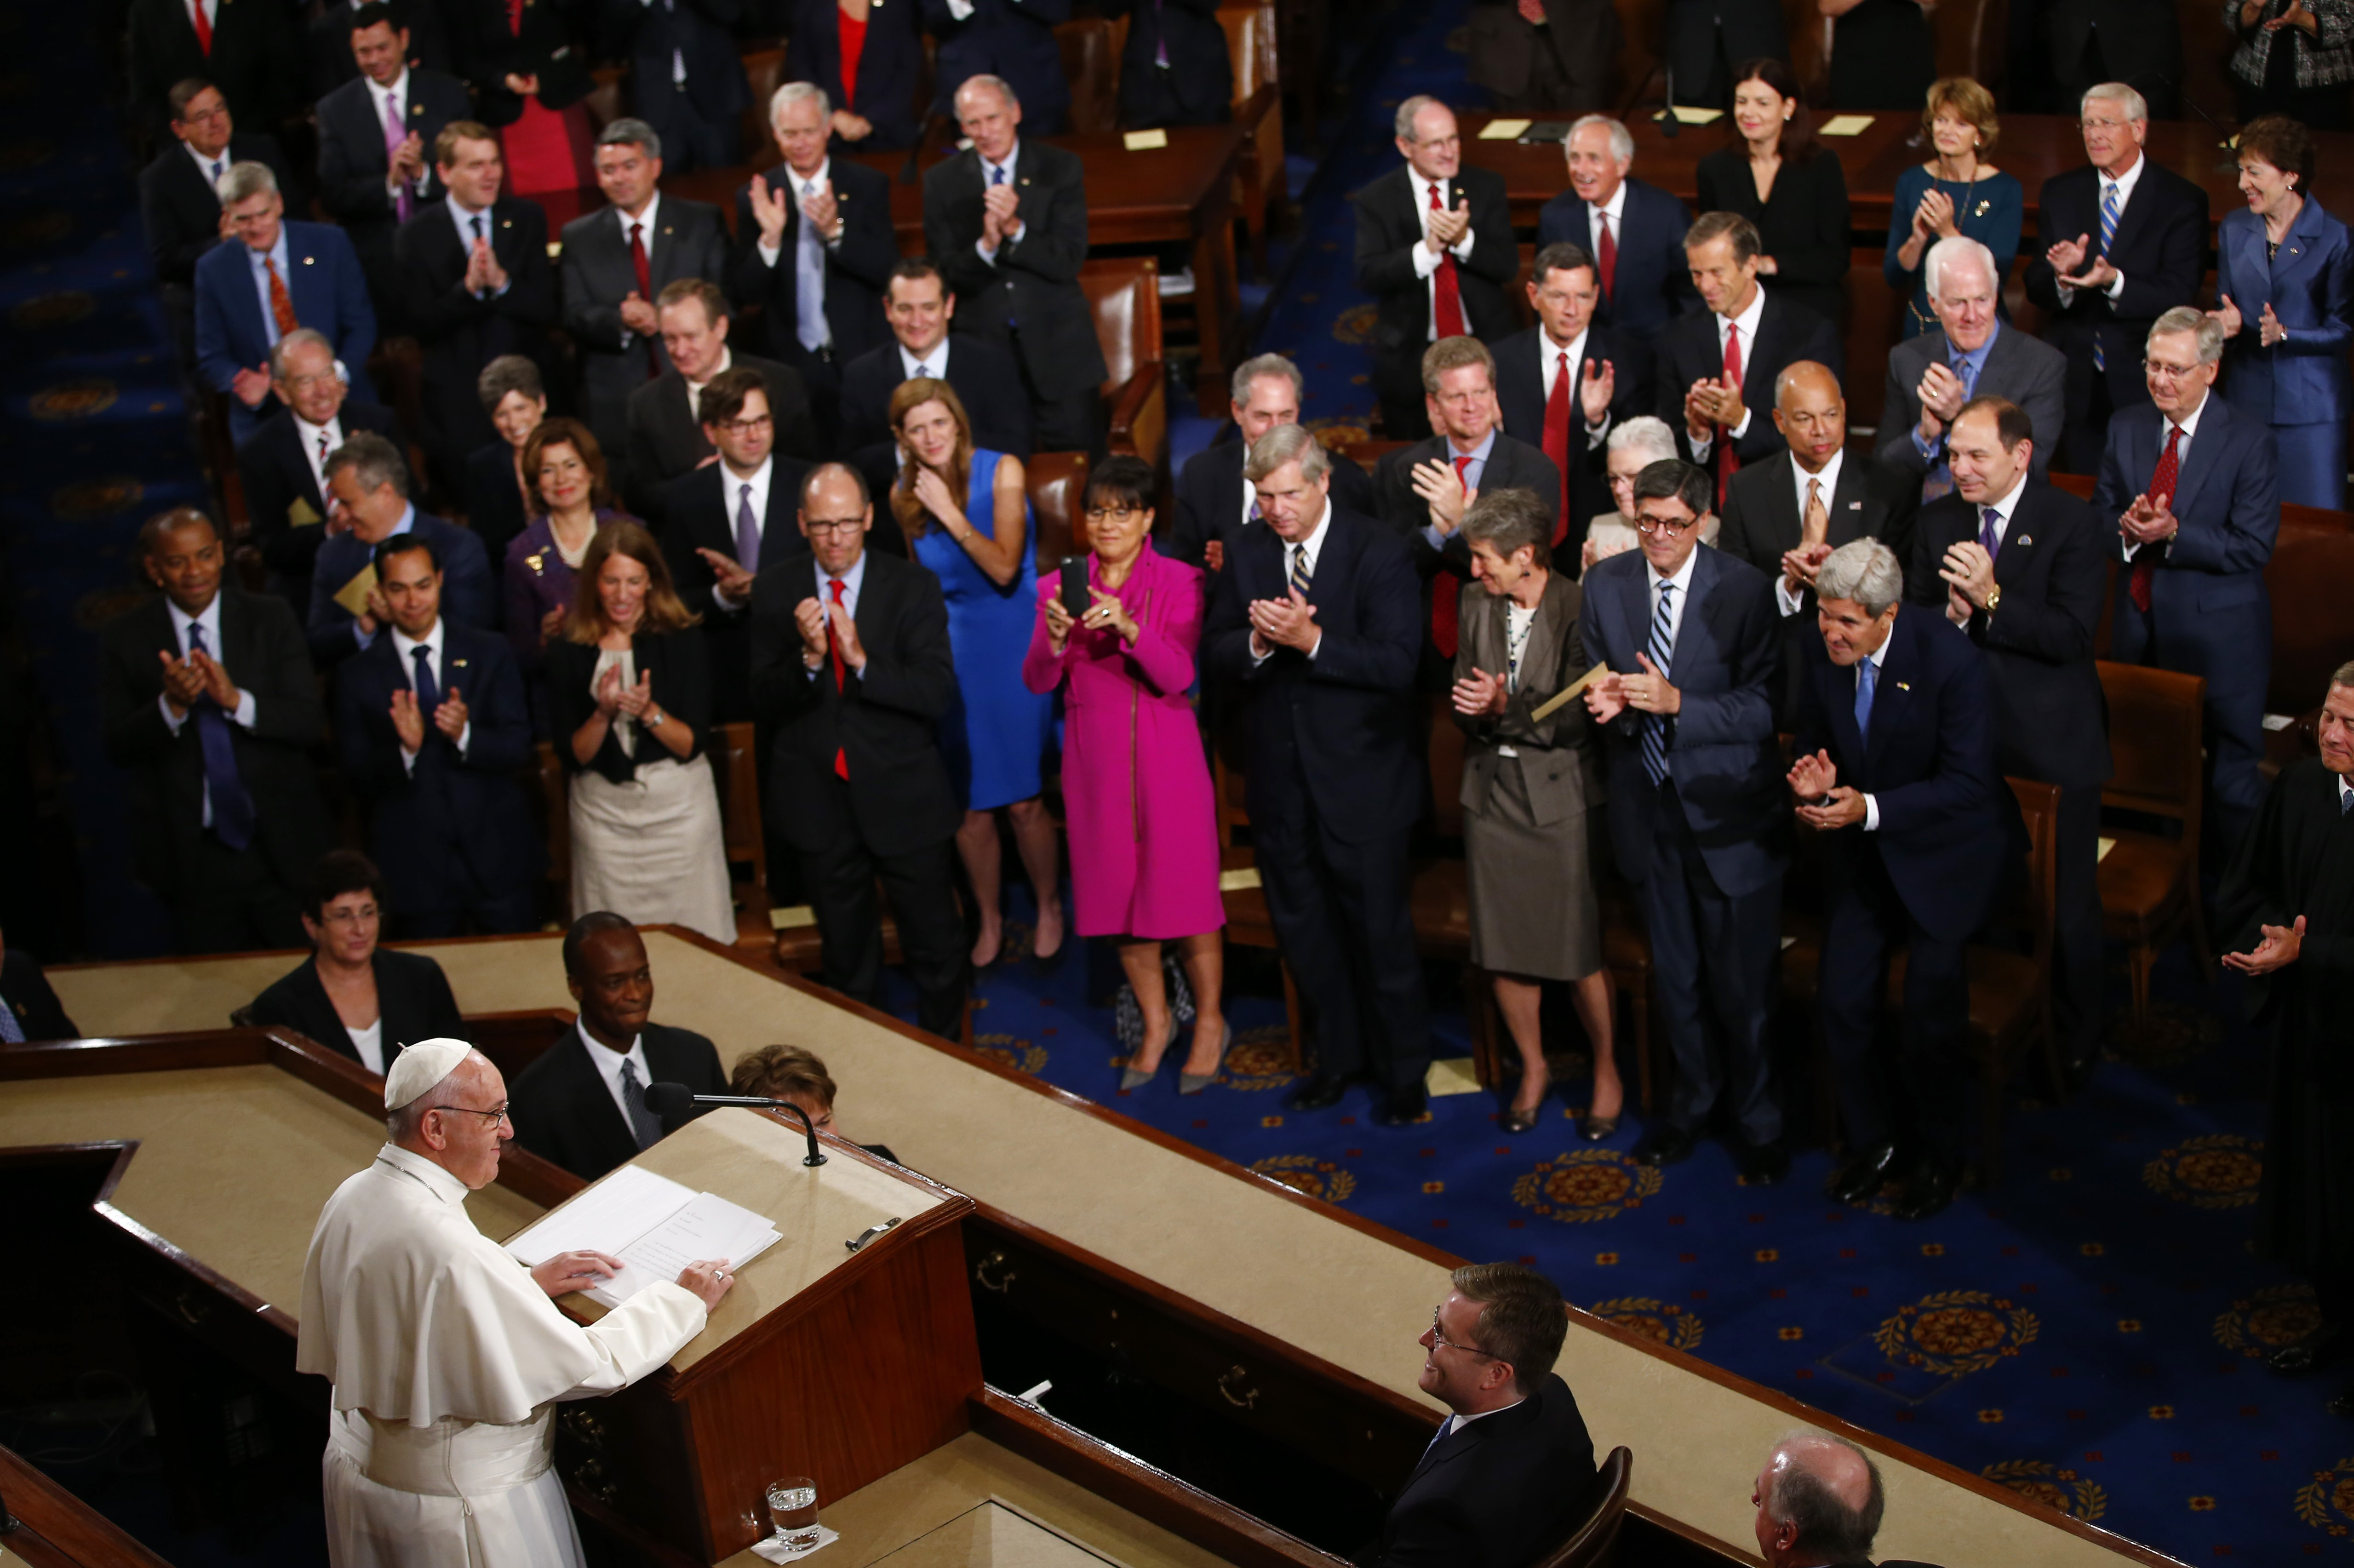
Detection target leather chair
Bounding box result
[1219,0,1285,275]
[2095,661,2209,1016]
[1535,1446,1632,1568]
[1056,17,1121,135]
[584,66,627,132]
[1077,258,1169,480]
[2266,504,2354,717]
[1026,451,1090,573]
[738,46,788,161]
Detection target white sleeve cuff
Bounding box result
[231,689,257,728]
[1728,408,1753,441]
[1411,239,1440,278]
[2104,269,2126,301]
[1451,229,1476,262]
[1774,576,1806,617]
[946,0,974,15]
[758,239,781,268]
[1863,794,1880,832]
[159,693,186,733]
[976,238,1000,266]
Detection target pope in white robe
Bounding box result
[297,1038,737,1568]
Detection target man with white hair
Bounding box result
[2092,306,2280,849]
[234,328,399,621]
[1166,354,1377,576]
[298,1038,734,1566]
[1788,539,2009,1220]
[1536,115,1697,343]
[1876,236,2065,500]
[1751,1431,1941,1568]
[2024,84,2209,474]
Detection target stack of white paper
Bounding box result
[504,1165,782,1309]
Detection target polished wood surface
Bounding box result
[0,1441,175,1568]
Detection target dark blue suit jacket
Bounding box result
[2214,199,2354,431]
[787,0,925,149]
[194,220,380,444]
[332,621,542,915]
[1581,545,1787,898]
[921,0,1071,133]
[308,514,497,665]
[1793,607,2010,944]
[1203,504,1425,845]
[1536,176,1699,343]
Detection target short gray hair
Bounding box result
[1924,235,1997,299]
[2331,659,2354,691]
[1243,423,1331,485]
[1461,487,1552,567]
[1565,114,1633,165]
[269,327,338,381]
[1607,415,1679,468]
[2082,82,2148,124]
[216,160,278,206]
[596,117,660,159]
[1761,1433,1885,1564]
[476,353,544,416]
[324,431,410,500]
[1395,94,1448,142]
[1231,353,1302,409]
[2149,305,2224,366]
[771,80,830,122]
[954,73,1019,112]
[1815,538,1903,615]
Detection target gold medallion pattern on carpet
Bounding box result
[1585,1296,1702,1351]
[2212,1282,2321,1357]
[1982,1460,2107,1522]
[2294,1454,2354,1538]
[1249,1154,1355,1203]
[1510,1149,1661,1224]
[2141,1132,2262,1209]
[1873,1291,2039,1377]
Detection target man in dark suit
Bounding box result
[1582,460,1788,1179]
[100,509,332,953]
[1537,116,1697,346]
[127,0,299,135]
[396,121,558,497]
[0,928,78,1043]
[921,0,1071,134]
[1466,0,1619,114]
[195,162,379,447]
[1491,241,1653,550]
[1354,96,1518,441]
[837,259,1033,468]
[1663,0,1786,109]
[2046,1,2182,120]
[509,914,731,1181]
[332,534,541,937]
[235,328,399,623]
[1876,236,2066,501]
[925,74,1110,454]
[1657,212,1844,510]
[2023,84,2210,476]
[624,278,818,520]
[750,464,970,1039]
[246,851,465,1070]
[1909,396,2112,1086]
[311,432,496,664]
[1717,361,1917,720]
[315,2,472,335]
[2092,307,2280,850]
[306,0,454,100]
[1105,0,1233,127]
[1205,426,1432,1125]
[1374,337,1562,670]
[727,83,899,444]
[1165,353,1376,576]
[139,79,292,368]
[1364,1263,1598,1566]
[560,118,731,492]
[1792,539,2011,1219]
[658,368,814,723]
[600,0,750,171]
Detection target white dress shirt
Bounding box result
[390,619,473,766]
[1688,285,1767,460]
[1411,174,1480,341]
[1644,541,1698,650]
[1537,325,1611,449]
[186,140,231,193]
[1251,505,1331,663]
[185,0,218,34]
[682,346,734,421]
[246,228,294,350]
[576,1021,656,1130]
[2341,774,2353,813]
[2059,152,2142,305]
[898,338,952,382]
[1774,448,1846,617]
[293,412,345,502]
[711,455,775,610]
[1435,1397,1526,1442]
[2124,393,2205,561]
[159,595,260,830]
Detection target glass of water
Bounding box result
[765,1476,819,1548]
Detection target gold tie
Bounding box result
[1802,477,1829,550]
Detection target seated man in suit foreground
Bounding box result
[1752,1432,1941,1568]
[248,849,467,1074]
[1877,236,2066,501]
[1491,240,1653,550]
[1166,352,1376,575]
[311,432,494,664]
[1792,540,2011,1220]
[1536,115,1696,344]
[1361,1262,1597,1566]
[235,328,398,623]
[837,259,1033,471]
[624,278,817,520]
[509,912,730,1181]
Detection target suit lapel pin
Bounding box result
[2016,535,2032,547]
[501,218,512,229]
[1896,681,1911,692]
[452,658,468,669]
[1847,500,1861,509]
[662,225,672,235]
[1019,177,1031,187]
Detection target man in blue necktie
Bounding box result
[1878,236,2066,504]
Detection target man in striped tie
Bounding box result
[1580,460,1790,1181]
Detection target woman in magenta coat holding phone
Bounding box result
[1023,457,1228,1094]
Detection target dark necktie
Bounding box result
[1978,505,2002,561]
[736,482,761,574]
[186,622,256,850]
[410,642,441,725]
[1641,583,1674,786]
[1541,350,1572,546]
[617,1056,665,1150]
[628,219,658,379]
[1716,322,1743,506]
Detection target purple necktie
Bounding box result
[383,90,412,223]
[736,483,760,574]
[1979,505,2001,562]
[186,622,256,850]
[1154,0,1168,66]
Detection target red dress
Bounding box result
[496,0,594,195]
[836,6,867,112]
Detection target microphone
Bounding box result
[2156,75,2241,170]
[1659,62,1679,140]
[642,1082,827,1166]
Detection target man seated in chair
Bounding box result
[1359,1262,1597,1567]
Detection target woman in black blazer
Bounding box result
[449,0,598,191]
[784,0,925,152]
[247,851,466,1076]
[1695,57,1852,332]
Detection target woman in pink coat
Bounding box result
[1023,457,1228,1093]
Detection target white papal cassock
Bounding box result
[297,1144,706,1568]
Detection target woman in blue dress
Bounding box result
[1883,77,2023,340]
[890,378,1065,970]
[2210,114,2354,509]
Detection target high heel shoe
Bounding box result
[1499,1074,1546,1135]
[1120,1016,1178,1092]
[1178,1022,1232,1096]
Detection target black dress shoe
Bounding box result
[1631,1126,1697,1167]
[1376,1084,1429,1126]
[1283,1074,1347,1113]
[1827,1140,1902,1203]
[1890,1159,1960,1221]
[1735,1139,1790,1186]
[2268,1322,2345,1377]
[2328,1389,2354,1419]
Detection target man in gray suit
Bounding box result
[1877,236,2065,504]
[559,119,729,495]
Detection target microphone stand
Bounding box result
[2159,75,2243,172]
[1659,61,1680,140]
[649,1089,829,1166]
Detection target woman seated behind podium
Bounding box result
[730,1043,899,1164]
[545,522,737,946]
[1694,57,1852,333]
[248,850,466,1079]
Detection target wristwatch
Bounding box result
[646,708,666,729]
[1983,584,2001,613]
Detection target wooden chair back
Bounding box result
[1426,691,1467,841]
[1080,257,1163,400]
[1027,452,1090,573]
[1057,18,1121,134]
[534,741,571,898]
[2268,513,2354,715]
[718,721,767,885]
[2004,775,2061,985]
[2096,662,2205,829]
[583,66,626,132]
[1533,1446,1633,1568]
[739,48,787,160]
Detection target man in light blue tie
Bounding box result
[1878,236,2066,503]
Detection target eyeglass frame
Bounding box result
[802,517,866,536]
[1429,1305,1497,1359]
[428,1102,512,1127]
[1082,505,1148,524]
[1633,510,1704,537]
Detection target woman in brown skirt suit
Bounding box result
[1451,489,1624,1139]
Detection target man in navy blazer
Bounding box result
[1536,117,1698,344]
[311,433,496,666]
[1491,241,1655,549]
[2023,84,2210,475]
[1166,354,1377,575]
[333,533,541,937]
[1582,458,1789,1180]
[921,0,1071,134]
[195,162,379,447]
[599,0,750,170]
[2092,308,2279,849]
[1205,426,1433,1127]
[1793,539,2011,1220]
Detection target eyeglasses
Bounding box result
[714,414,773,434]
[430,1102,511,1127]
[1634,513,1702,536]
[2143,359,2203,382]
[1430,1306,1496,1359]
[803,518,864,536]
[1082,506,1145,524]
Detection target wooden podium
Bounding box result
[527,1109,983,1565]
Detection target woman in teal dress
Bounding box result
[890,378,1065,971]
[1883,78,2023,340]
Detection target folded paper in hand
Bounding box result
[1530,663,1609,722]
[504,1165,780,1309]
[332,563,378,618]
